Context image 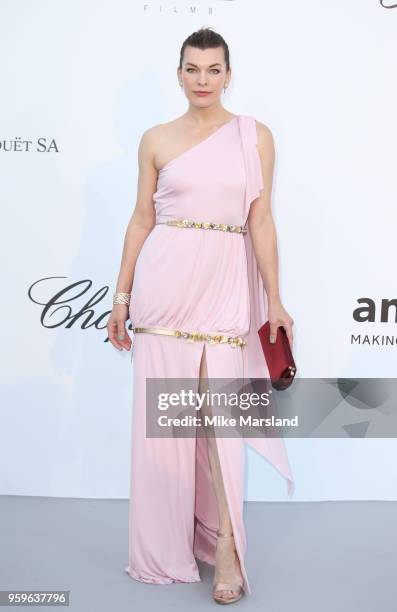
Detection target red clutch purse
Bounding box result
[258,321,297,390]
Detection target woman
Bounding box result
[107,27,295,604]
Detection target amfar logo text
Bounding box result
[351,297,397,346]
[353,298,397,323]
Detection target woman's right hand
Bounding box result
[107,304,132,352]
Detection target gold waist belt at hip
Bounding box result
[156,217,247,235]
[133,326,246,348]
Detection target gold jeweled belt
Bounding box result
[156,217,247,235]
[133,217,247,348]
[133,327,246,348]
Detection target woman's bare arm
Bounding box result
[115,128,158,293]
[107,127,158,351]
[247,121,294,345]
[247,122,280,302]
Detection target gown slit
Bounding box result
[194,341,251,595]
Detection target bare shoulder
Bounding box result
[138,122,166,155]
[141,118,180,146]
[137,122,166,169]
[138,119,182,170]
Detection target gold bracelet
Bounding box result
[113,292,131,305]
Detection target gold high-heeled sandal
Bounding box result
[212,530,244,605]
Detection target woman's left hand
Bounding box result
[267,298,294,347]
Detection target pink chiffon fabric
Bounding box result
[125,114,295,596]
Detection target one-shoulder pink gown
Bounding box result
[124,114,295,596]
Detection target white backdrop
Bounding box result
[1,0,396,501]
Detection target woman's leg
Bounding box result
[198,345,244,600]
